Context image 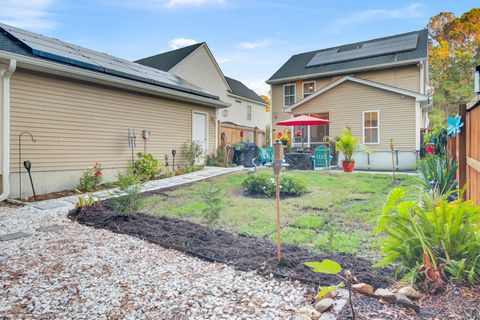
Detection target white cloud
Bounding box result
[338,3,426,25]
[168,38,198,49]
[0,0,58,31]
[237,39,271,50]
[165,0,225,8]
[244,79,270,96]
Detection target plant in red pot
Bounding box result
[336,128,359,172]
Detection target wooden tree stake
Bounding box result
[273,141,282,262]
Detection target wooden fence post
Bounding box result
[457,103,467,194]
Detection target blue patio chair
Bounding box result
[311,145,332,168]
[259,148,269,165]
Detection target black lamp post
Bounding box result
[171,149,177,170]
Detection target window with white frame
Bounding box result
[283,84,296,107]
[363,111,379,144]
[247,105,252,121]
[302,81,315,98]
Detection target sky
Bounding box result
[0,0,476,96]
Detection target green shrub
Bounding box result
[374,188,480,285]
[415,155,458,197]
[111,173,141,218]
[205,147,228,167]
[242,173,307,197]
[201,185,225,228]
[78,162,103,192]
[182,140,203,166]
[134,152,163,181]
[116,171,140,189]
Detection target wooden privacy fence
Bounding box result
[455,100,480,204]
[218,122,266,148]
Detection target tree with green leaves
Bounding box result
[428,9,480,127]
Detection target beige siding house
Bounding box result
[0,23,228,199]
[267,30,432,170]
[136,43,271,146]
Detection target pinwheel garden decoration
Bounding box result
[447,115,464,137]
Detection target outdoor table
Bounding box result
[285,152,312,170]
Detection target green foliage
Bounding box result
[116,171,140,190]
[305,259,342,274]
[75,189,96,210]
[182,140,204,166]
[112,172,141,217]
[291,215,325,229]
[316,283,344,300]
[242,173,307,197]
[78,162,103,192]
[200,185,225,228]
[205,147,228,167]
[423,127,448,155]
[134,153,163,181]
[335,128,373,162]
[415,155,458,196]
[374,188,480,284]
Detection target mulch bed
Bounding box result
[68,202,393,289]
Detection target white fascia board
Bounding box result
[227,93,268,106]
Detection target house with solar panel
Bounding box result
[136,43,271,147]
[0,23,230,199]
[267,30,433,170]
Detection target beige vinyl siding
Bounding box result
[9,69,216,172]
[271,83,292,133]
[292,80,416,151]
[355,65,420,93]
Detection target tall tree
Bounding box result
[428,8,480,127]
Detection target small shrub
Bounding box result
[116,171,140,189]
[182,140,203,165]
[75,189,96,210]
[78,162,103,192]
[205,147,228,167]
[175,169,184,176]
[242,173,307,197]
[374,188,480,287]
[415,155,458,198]
[111,171,141,218]
[201,185,225,228]
[134,152,163,181]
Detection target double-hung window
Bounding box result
[302,81,315,98]
[283,84,296,107]
[363,111,379,144]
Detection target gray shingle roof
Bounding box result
[225,76,266,105]
[267,29,428,83]
[135,42,204,71]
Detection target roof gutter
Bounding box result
[0,58,16,202]
[0,51,231,109]
[266,58,427,84]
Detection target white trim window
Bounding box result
[247,105,252,121]
[302,81,315,98]
[283,84,296,107]
[363,110,379,144]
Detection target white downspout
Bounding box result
[0,59,17,202]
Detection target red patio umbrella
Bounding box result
[276,115,330,149]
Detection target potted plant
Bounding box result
[280,135,289,146]
[336,128,359,172]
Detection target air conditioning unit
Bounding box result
[475,65,480,95]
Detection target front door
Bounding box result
[192,111,208,163]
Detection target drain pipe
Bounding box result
[0,59,17,202]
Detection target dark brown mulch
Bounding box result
[68,203,393,289]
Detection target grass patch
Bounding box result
[140,170,417,257]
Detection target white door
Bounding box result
[192,112,208,163]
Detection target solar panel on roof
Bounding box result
[306,33,418,68]
[0,23,216,99]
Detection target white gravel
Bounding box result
[0,202,307,319]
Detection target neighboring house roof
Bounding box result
[287,75,429,111]
[137,43,266,105]
[0,23,222,103]
[267,29,428,84]
[135,42,204,71]
[225,76,267,105]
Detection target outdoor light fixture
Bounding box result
[171,149,177,170]
[23,160,36,202]
[142,129,151,153]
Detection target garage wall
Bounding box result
[9,69,216,197]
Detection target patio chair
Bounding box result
[259,148,269,165]
[311,145,332,169]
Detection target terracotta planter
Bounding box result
[342,160,355,172]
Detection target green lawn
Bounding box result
[140,170,417,258]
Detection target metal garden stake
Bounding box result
[273,140,283,262]
[18,131,36,200]
[128,128,137,169]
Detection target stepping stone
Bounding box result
[33,201,65,210]
[64,197,79,204]
[0,232,30,241]
[36,225,64,233]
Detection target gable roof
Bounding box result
[287,75,428,111]
[267,29,428,84]
[0,23,223,103]
[135,42,204,71]
[225,76,267,105]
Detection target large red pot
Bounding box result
[342,160,355,172]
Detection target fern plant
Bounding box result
[374,188,480,287]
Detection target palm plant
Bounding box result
[336,128,358,162]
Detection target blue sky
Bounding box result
[0,1,475,95]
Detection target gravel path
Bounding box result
[0,203,307,319]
